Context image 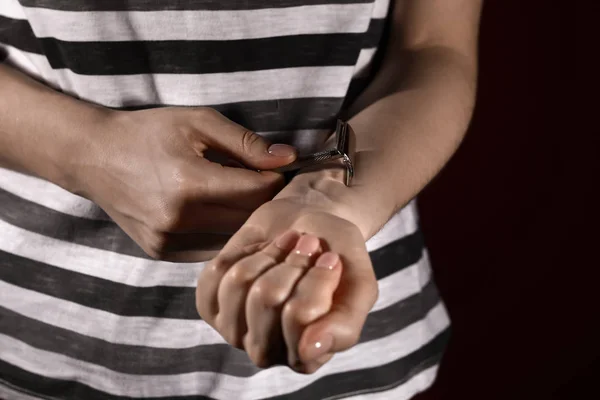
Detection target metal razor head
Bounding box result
[270,120,355,186]
[334,119,355,186]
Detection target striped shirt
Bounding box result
[0,1,450,399]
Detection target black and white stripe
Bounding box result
[0,227,427,319]
[0,324,448,400]
[0,0,449,398]
[17,0,382,12]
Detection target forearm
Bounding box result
[0,63,106,191]
[282,46,478,239]
[350,46,477,236]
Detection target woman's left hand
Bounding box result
[196,181,378,373]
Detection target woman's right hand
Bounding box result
[72,107,297,262]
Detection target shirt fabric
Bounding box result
[0,0,450,399]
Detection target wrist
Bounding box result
[276,166,378,239]
[48,104,115,197]
[0,64,112,195]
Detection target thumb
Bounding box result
[195,110,297,170]
[298,261,378,363]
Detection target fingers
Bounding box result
[297,253,379,366]
[243,234,321,367]
[189,108,297,170]
[214,231,300,348]
[195,161,286,211]
[281,252,342,371]
[196,225,264,323]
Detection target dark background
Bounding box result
[415,1,597,399]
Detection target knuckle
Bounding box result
[207,256,232,277]
[222,331,242,349]
[283,300,324,327]
[240,129,262,155]
[247,348,270,369]
[194,290,209,319]
[226,264,256,288]
[142,233,170,260]
[215,318,243,348]
[152,209,182,232]
[249,281,288,308]
[244,338,271,369]
[347,330,361,347]
[194,106,220,121]
[362,277,380,309]
[369,281,380,305]
[147,195,186,233]
[172,172,194,195]
[340,319,362,347]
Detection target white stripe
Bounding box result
[0,45,43,81]
[372,0,391,19]
[373,249,432,312]
[0,281,221,349]
[343,365,439,400]
[353,47,377,78]
[0,368,440,400]
[0,0,27,20]
[0,218,203,288]
[0,165,418,250]
[0,168,109,221]
[0,46,72,93]
[46,66,352,107]
[2,48,357,107]
[22,4,373,42]
[0,303,449,399]
[0,367,444,400]
[74,67,354,107]
[0,250,431,348]
[366,199,419,251]
[0,204,419,289]
[0,176,419,289]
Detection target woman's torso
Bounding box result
[0,1,449,399]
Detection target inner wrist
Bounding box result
[54,106,115,197]
[276,166,374,239]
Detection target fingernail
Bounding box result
[276,231,299,250]
[268,144,296,157]
[304,333,333,361]
[294,235,320,256]
[315,252,339,270]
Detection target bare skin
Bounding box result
[198,0,483,373]
[0,66,297,262]
[0,0,482,374]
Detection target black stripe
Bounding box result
[38,23,384,75]
[0,280,439,375]
[0,188,148,259]
[0,329,448,400]
[343,76,373,110]
[39,35,360,75]
[265,329,448,400]
[122,98,345,133]
[0,15,43,54]
[0,15,385,75]
[19,0,374,12]
[370,229,425,280]
[0,227,424,318]
[0,249,196,319]
[0,181,422,267]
